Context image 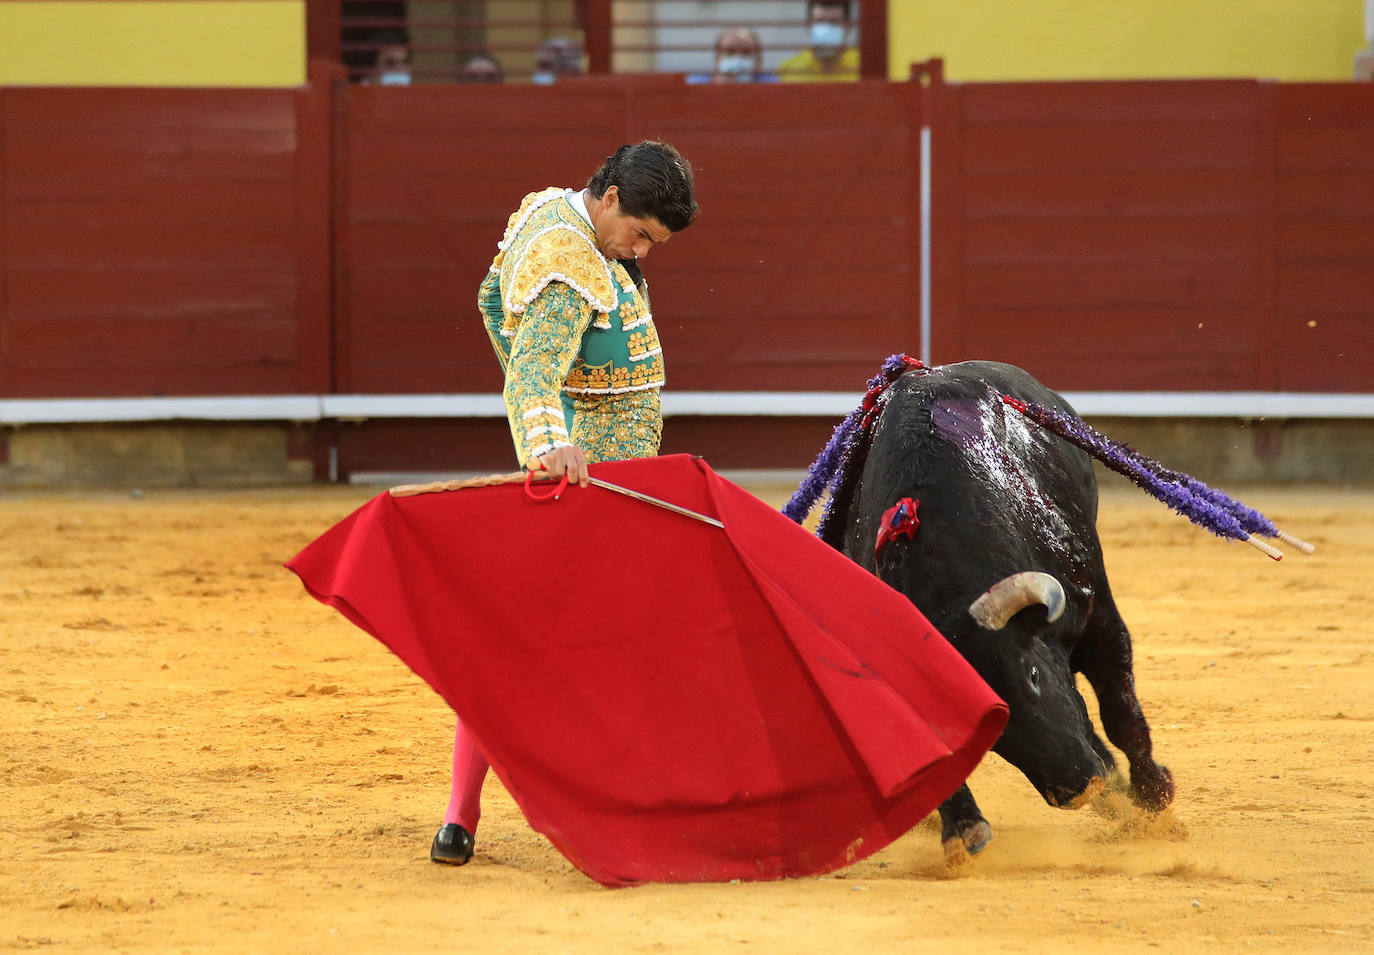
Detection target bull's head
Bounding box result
[966,572,1106,809]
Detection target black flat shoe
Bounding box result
[430,823,475,865]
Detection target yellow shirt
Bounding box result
[777,47,860,82]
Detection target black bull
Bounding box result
[821,360,1175,861]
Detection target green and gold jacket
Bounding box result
[479,188,664,466]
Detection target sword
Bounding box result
[586,476,724,528]
[390,471,724,529]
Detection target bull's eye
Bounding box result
[1028,665,1041,694]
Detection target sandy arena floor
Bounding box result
[2,478,1371,953]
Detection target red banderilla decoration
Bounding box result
[874,497,920,561]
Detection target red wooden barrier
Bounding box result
[334,76,922,395]
[0,68,335,397]
[2,72,1371,405]
[933,78,1374,394]
[1273,84,1374,391]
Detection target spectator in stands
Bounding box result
[778,0,859,82]
[341,2,409,83]
[532,37,584,84]
[371,39,413,85]
[459,53,504,84]
[686,27,777,84]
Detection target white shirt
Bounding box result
[567,188,593,227]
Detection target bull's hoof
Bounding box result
[430,824,475,866]
[1131,764,1175,812]
[942,820,992,867]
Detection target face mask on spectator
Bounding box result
[531,71,556,85]
[809,21,847,56]
[717,55,756,79]
[379,70,411,86]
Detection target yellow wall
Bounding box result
[0,1,305,87]
[890,0,1366,81]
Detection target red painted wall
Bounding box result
[335,77,920,395]
[0,67,334,397]
[931,79,1374,394]
[2,71,1371,403]
[1274,84,1374,391]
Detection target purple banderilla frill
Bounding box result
[782,353,925,538]
[785,353,1313,561]
[998,393,1312,560]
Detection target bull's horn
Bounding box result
[968,572,1066,630]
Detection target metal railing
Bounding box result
[329,0,885,84]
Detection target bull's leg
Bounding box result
[1076,597,1174,812]
[938,784,992,865]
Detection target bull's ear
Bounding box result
[968,572,1066,630]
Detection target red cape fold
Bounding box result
[287,454,1006,886]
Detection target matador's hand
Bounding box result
[537,445,589,487]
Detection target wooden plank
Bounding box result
[962,260,1257,310]
[6,272,294,319]
[1001,353,1261,392]
[335,419,521,476]
[2,84,308,399]
[294,58,339,394]
[958,309,1261,391]
[1278,263,1374,312]
[7,143,294,182]
[1277,171,1374,217]
[1277,84,1374,124]
[962,122,1258,173]
[1275,314,1374,392]
[346,131,621,181]
[341,324,501,393]
[337,81,920,395]
[682,273,907,317]
[347,271,471,317]
[3,171,295,205]
[1271,83,1374,392]
[964,169,1259,219]
[3,363,300,398]
[1255,80,1280,392]
[9,77,1368,407]
[627,84,912,130]
[345,223,481,270]
[962,216,1257,263]
[6,223,295,270]
[8,315,298,368]
[344,86,629,133]
[664,361,894,393]
[1278,218,1374,259]
[960,81,1259,125]
[858,0,888,79]
[4,88,296,131]
[0,87,6,393]
[931,78,964,361]
[1278,124,1374,171]
[3,184,297,227]
[305,0,340,62]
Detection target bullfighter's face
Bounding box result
[590,186,672,261]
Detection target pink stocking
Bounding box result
[443,717,489,832]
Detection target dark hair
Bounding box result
[811,1,853,19]
[586,141,699,234]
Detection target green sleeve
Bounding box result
[478,268,509,371]
[503,283,594,466]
